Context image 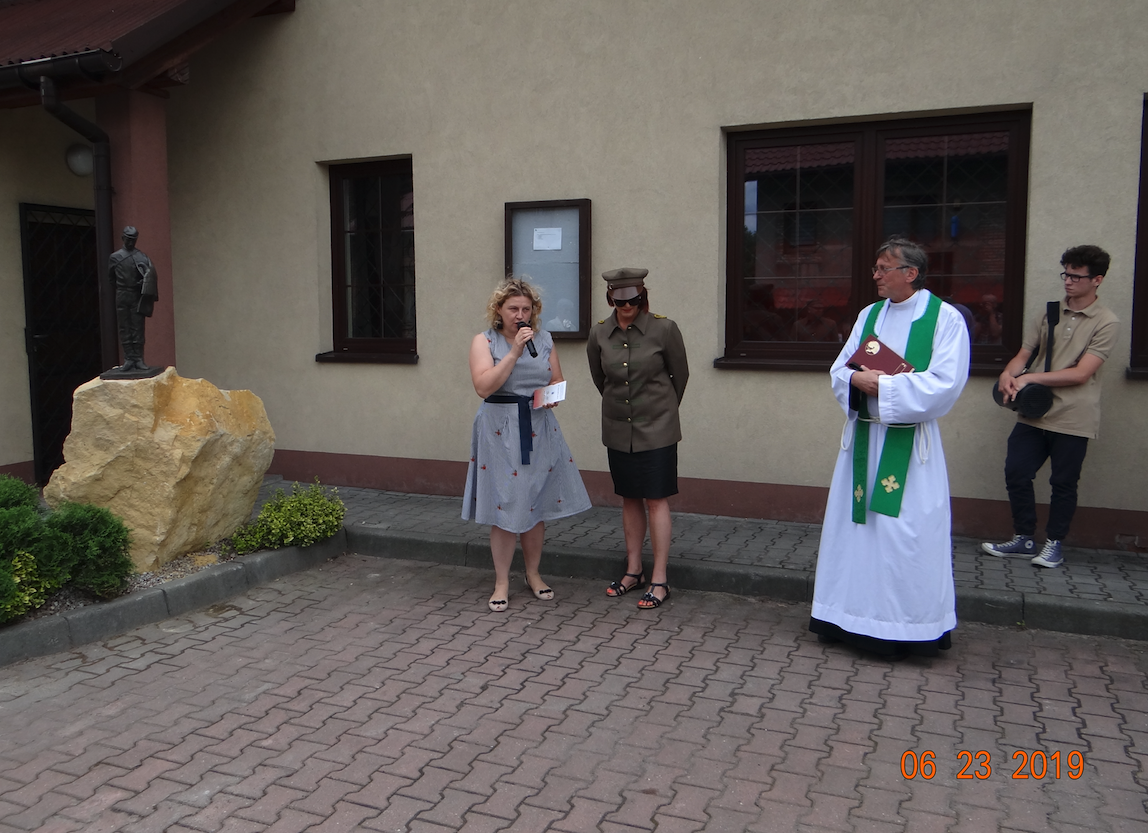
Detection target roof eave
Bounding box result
[0,0,292,108]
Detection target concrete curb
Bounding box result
[0,530,347,668]
[954,587,1024,628]
[346,527,467,566]
[349,527,1147,642]
[1022,594,1148,641]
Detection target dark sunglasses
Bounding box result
[610,292,646,307]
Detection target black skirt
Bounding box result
[809,617,952,659]
[607,444,678,499]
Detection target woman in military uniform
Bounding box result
[587,268,689,608]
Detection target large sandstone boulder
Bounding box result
[44,369,275,571]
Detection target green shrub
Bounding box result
[0,505,70,587]
[230,481,345,555]
[0,499,132,619]
[30,525,75,591]
[44,502,133,599]
[0,550,54,622]
[0,474,39,511]
[1,507,56,623]
[0,505,44,561]
[0,562,22,623]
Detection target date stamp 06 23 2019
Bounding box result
[900,749,1085,781]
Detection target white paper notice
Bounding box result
[533,227,562,251]
[532,380,567,409]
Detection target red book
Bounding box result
[846,335,913,375]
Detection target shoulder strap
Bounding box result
[1024,301,1060,373]
[1043,300,1059,373]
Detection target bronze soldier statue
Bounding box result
[102,226,162,379]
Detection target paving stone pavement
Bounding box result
[2,553,1146,833]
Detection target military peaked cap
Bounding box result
[602,267,648,290]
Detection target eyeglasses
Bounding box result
[612,293,646,307]
[1060,271,1093,283]
[871,265,910,276]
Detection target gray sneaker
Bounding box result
[1031,539,1064,568]
[981,534,1035,557]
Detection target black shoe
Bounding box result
[606,571,644,597]
[637,583,670,609]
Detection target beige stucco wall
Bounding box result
[0,104,95,469]
[163,0,1148,515]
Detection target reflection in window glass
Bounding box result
[339,167,415,341]
[883,133,1009,345]
[742,143,855,343]
[509,206,581,333]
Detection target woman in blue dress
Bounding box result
[462,277,592,612]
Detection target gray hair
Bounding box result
[877,236,928,289]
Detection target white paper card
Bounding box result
[532,380,567,409]
[532,227,562,251]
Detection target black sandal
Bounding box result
[637,583,670,609]
[606,571,644,597]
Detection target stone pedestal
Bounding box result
[44,369,276,571]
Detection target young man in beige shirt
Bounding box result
[982,245,1120,568]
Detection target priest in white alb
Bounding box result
[810,236,970,659]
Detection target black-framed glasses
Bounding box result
[1060,271,1093,283]
[871,265,910,276]
[611,292,646,307]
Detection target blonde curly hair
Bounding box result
[486,276,543,331]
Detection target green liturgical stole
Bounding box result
[851,293,943,523]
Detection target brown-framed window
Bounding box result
[1129,97,1148,379]
[718,110,1031,374]
[317,158,417,364]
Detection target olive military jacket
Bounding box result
[587,309,689,453]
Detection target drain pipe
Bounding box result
[40,76,119,370]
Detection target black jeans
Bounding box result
[1004,423,1089,541]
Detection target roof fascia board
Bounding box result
[110,0,238,66]
[117,0,290,89]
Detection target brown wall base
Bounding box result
[269,449,468,497]
[268,449,1148,552]
[0,460,35,483]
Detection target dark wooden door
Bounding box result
[20,204,103,484]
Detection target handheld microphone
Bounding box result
[517,321,538,358]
